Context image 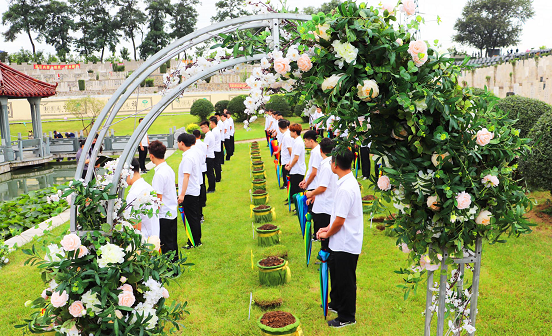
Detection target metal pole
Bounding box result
[468,237,483,336]
[436,248,448,336]
[424,270,435,336]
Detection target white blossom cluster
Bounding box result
[127,277,169,330]
[46,189,63,204]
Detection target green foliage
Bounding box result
[215,100,230,114]
[120,47,131,61]
[160,63,167,73]
[7,48,35,64]
[145,78,155,87]
[211,0,251,23]
[185,123,200,133]
[139,0,172,59]
[253,288,283,309]
[264,95,291,117]
[190,99,214,121]
[64,96,104,135]
[293,102,310,123]
[169,0,199,40]
[77,79,85,91]
[116,0,146,61]
[227,95,248,122]
[494,95,552,138]
[1,0,46,57]
[111,63,125,72]
[469,87,495,98]
[0,186,68,241]
[520,111,552,193]
[303,0,342,15]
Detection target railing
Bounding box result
[11,138,45,161]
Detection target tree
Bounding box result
[64,97,105,136]
[169,0,199,40]
[41,0,75,62]
[453,0,535,56]
[116,0,146,61]
[120,47,131,61]
[139,0,172,59]
[303,0,342,15]
[190,99,214,121]
[2,0,46,57]
[211,0,250,23]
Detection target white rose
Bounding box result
[314,23,331,41]
[357,79,379,101]
[475,210,492,225]
[321,74,344,91]
[97,243,126,268]
[332,40,358,64]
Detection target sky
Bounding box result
[0,0,550,57]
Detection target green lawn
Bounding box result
[1,143,550,335]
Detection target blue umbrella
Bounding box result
[305,213,313,266]
[295,193,307,237]
[318,250,330,318]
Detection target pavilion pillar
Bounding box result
[28,98,43,140]
[0,97,14,161]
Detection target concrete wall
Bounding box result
[458,54,552,104]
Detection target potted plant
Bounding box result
[257,256,290,286]
[258,311,302,335]
[255,224,280,247]
[252,161,264,170]
[252,167,266,179]
[251,154,262,162]
[362,194,376,206]
[250,149,261,156]
[251,189,269,205]
[252,204,274,223]
[252,178,266,191]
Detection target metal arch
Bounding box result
[70,13,311,232]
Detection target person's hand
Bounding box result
[317,227,329,240]
[285,164,291,171]
[178,194,184,204]
[140,145,144,151]
[305,190,312,199]
[306,196,315,205]
[299,180,306,189]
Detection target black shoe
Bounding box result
[226,158,230,161]
[182,245,194,250]
[327,319,356,328]
[280,186,287,189]
[195,243,202,248]
[207,190,215,194]
[320,304,338,314]
[284,201,289,205]
[216,180,221,183]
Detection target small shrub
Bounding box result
[190,99,214,121]
[78,79,85,91]
[215,100,229,113]
[494,95,552,137]
[264,95,291,117]
[469,87,495,98]
[185,123,200,133]
[160,63,167,73]
[145,78,155,87]
[253,288,283,309]
[227,95,248,122]
[520,111,552,194]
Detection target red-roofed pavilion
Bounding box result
[0,62,57,161]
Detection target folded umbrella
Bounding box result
[318,250,330,318]
[287,176,291,212]
[305,213,313,266]
[179,206,195,247]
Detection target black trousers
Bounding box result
[200,173,206,210]
[317,129,325,138]
[206,157,216,191]
[214,151,222,182]
[265,130,271,145]
[359,147,371,179]
[138,146,148,171]
[281,164,289,187]
[328,249,359,323]
[224,138,231,160]
[230,135,235,156]
[312,212,331,251]
[159,217,178,255]
[182,195,201,246]
[289,174,304,208]
[220,141,225,164]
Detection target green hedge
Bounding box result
[215,100,229,114]
[264,95,291,117]
[494,95,552,137]
[145,78,154,87]
[227,95,248,122]
[190,99,214,121]
[78,79,85,91]
[160,63,167,74]
[520,111,552,193]
[186,123,200,133]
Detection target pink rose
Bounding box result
[60,233,81,252]
[475,210,492,225]
[77,246,89,258]
[118,284,133,292]
[456,191,472,210]
[377,175,392,191]
[420,255,439,271]
[476,128,494,146]
[41,288,50,299]
[273,58,291,75]
[399,243,410,253]
[51,290,69,308]
[481,174,499,187]
[408,40,428,58]
[68,300,85,317]
[426,195,441,211]
[412,53,428,67]
[381,3,395,15]
[118,290,135,307]
[297,54,313,72]
[401,0,417,16]
[162,287,169,299]
[120,276,127,283]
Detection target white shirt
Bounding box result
[204,131,215,158]
[313,111,324,130]
[328,172,364,254]
[141,133,148,147]
[280,130,293,165]
[228,117,235,136]
[290,136,306,175]
[152,161,177,219]
[264,115,272,130]
[178,148,201,196]
[312,157,337,215]
[217,120,224,139]
[211,126,221,152]
[326,115,336,132]
[305,144,323,189]
[222,119,231,139]
[127,178,160,239]
[276,127,284,145]
[195,139,207,173]
[271,118,279,132]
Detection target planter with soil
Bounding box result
[252,204,274,223]
[258,311,302,335]
[251,155,262,162]
[250,149,261,155]
[362,194,376,206]
[257,256,290,286]
[251,189,269,205]
[252,169,266,180]
[251,162,265,171]
[252,178,267,191]
[256,224,280,247]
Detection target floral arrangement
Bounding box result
[0,242,10,270]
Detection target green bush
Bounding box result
[469,87,496,98]
[185,123,200,133]
[215,100,229,113]
[145,78,155,87]
[264,95,291,117]
[227,95,248,122]
[112,63,125,72]
[190,99,214,121]
[78,79,85,91]
[520,111,552,193]
[293,102,310,123]
[494,95,552,137]
[160,63,167,74]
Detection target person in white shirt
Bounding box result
[200,121,216,192]
[326,115,336,139]
[209,116,222,182]
[216,113,226,164]
[193,129,208,222]
[177,133,202,249]
[305,138,336,250]
[126,158,160,239]
[225,110,235,158]
[221,113,232,161]
[138,118,150,173]
[317,148,363,328]
[264,110,274,146]
[300,130,322,192]
[285,123,306,210]
[150,140,178,256]
[278,119,292,189]
[312,107,325,138]
[357,116,372,180]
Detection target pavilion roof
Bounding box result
[0,62,57,98]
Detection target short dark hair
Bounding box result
[226,112,232,116]
[79,140,86,147]
[139,118,144,122]
[149,140,166,159]
[332,148,355,170]
[319,138,334,154]
[209,116,218,124]
[199,121,209,127]
[214,112,221,117]
[303,130,317,141]
[130,158,140,173]
[289,123,302,136]
[192,129,201,138]
[278,119,288,129]
[177,133,196,147]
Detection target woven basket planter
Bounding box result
[251,190,269,205]
[252,169,266,180]
[251,155,262,162]
[250,149,261,155]
[252,179,267,191]
[256,224,280,247]
[362,195,376,208]
[258,311,302,335]
[257,257,290,286]
[251,163,265,171]
[252,205,274,223]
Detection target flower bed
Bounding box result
[256,224,280,247]
[258,311,301,335]
[257,256,290,286]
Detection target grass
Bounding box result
[1,142,550,335]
